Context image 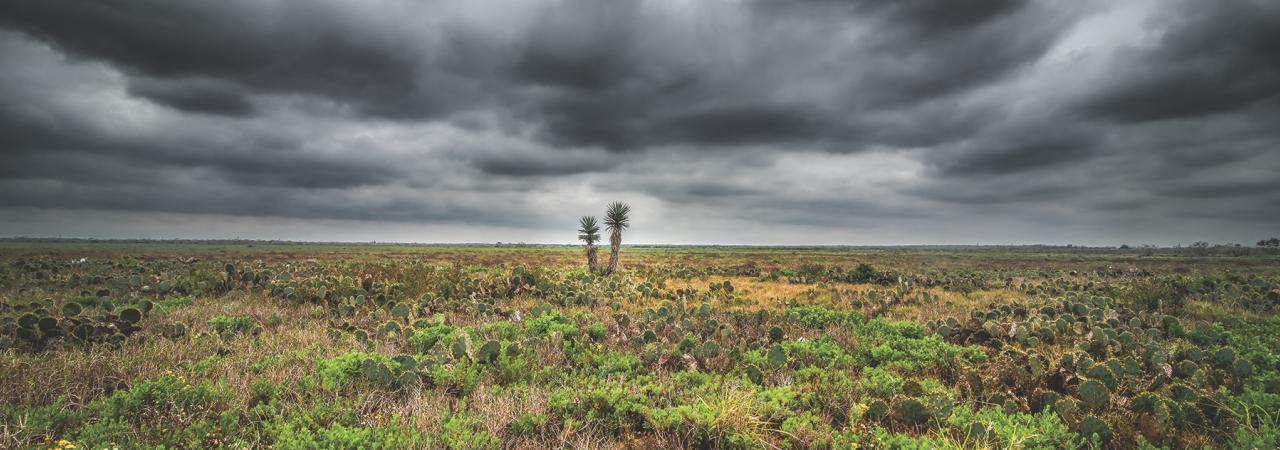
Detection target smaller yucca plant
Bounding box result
[578,216,601,273]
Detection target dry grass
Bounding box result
[0,332,217,407]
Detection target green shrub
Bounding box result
[439,408,499,450]
[580,351,641,377]
[850,263,879,283]
[549,382,648,432]
[587,322,608,341]
[947,406,1081,449]
[272,416,420,449]
[0,403,75,446]
[858,367,904,398]
[645,403,718,443]
[479,320,520,341]
[782,306,864,328]
[782,337,850,368]
[1230,423,1280,450]
[155,295,196,312]
[868,427,948,449]
[853,319,985,372]
[756,385,801,423]
[317,351,404,389]
[491,342,536,384]
[409,323,456,352]
[508,413,548,437]
[249,379,279,407]
[794,367,860,418]
[780,411,834,447]
[88,374,229,423]
[525,309,579,338]
[207,315,257,336]
[65,374,234,448]
[431,360,487,396]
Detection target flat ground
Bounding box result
[2,242,1278,449]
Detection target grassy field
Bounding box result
[2,242,1278,449]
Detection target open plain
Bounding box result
[2,242,1278,449]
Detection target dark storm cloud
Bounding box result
[864,0,1028,36]
[924,119,1102,177]
[0,94,398,190]
[509,1,641,93]
[0,177,556,227]
[1159,178,1280,200]
[1,0,1278,244]
[745,0,1028,38]
[468,148,621,177]
[0,0,1074,151]
[626,178,765,202]
[0,0,461,118]
[647,105,830,148]
[1075,0,1280,122]
[519,0,1077,150]
[905,173,1081,206]
[126,77,255,117]
[845,1,1073,108]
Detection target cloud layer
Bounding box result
[1,0,1277,245]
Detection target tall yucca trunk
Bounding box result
[605,229,621,275]
[585,244,598,273]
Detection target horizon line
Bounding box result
[0,236,1264,250]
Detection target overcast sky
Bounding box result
[1,0,1277,245]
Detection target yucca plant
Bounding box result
[603,202,630,275]
[578,215,601,273]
